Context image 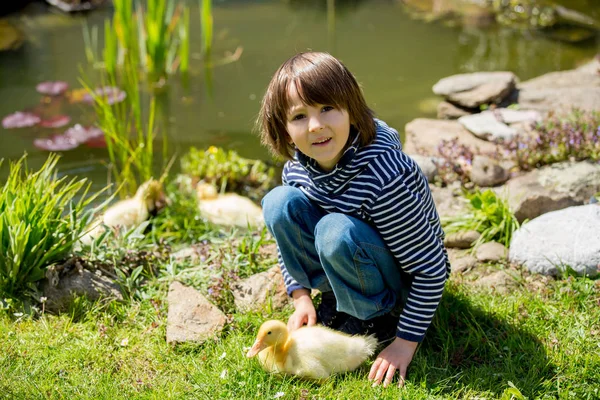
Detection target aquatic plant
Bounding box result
[503,109,600,171]
[0,154,105,297]
[34,125,105,152]
[181,146,278,200]
[442,188,520,249]
[2,112,41,129]
[36,81,69,96]
[39,115,71,129]
[200,0,213,56]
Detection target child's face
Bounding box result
[285,84,351,171]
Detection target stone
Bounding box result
[447,248,478,274]
[473,270,517,293]
[232,266,289,313]
[517,59,600,114]
[437,101,474,119]
[41,265,122,313]
[404,118,498,157]
[432,72,517,108]
[166,281,226,344]
[509,204,600,276]
[409,154,438,182]
[470,155,510,187]
[475,242,507,262]
[499,161,600,222]
[458,111,517,142]
[0,19,24,52]
[430,183,469,219]
[444,230,481,249]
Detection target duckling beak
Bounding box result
[246,338,266,358]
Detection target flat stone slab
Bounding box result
[166,281,226,344]
[509,204,600,276]
[232,266,289,312]
[404,118,498,156]
[433,72,517,108]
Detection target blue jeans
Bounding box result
[262,186,411,320]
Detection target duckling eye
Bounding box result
[267,331,272,335]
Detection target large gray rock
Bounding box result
[433,72,517,108]
[437,101,475,119]
[409,154,439,182]
[517,59,600,113]
[470,155,510,187]
[500,161,600,222]
[404,118,498,156]
[166,281,226,344]
[509,204,600,276]
[232,266,289,313]
[459,112,517,142]
[41,264,122,313]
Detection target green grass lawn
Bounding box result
[1,270,598,399]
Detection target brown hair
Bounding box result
[257,52,376,160]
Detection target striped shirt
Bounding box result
[278,118,450,342]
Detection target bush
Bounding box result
[0,154,102,297]
[180,146,278,201]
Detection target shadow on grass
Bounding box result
[416,282,554,397]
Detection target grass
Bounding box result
[1,272,598,399]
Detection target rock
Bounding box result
[470,155,510,187]
[41,264,122,313]
[499,161,600,222]
[517,59,600,113]
[495,108,542,124]
[171,243,211,265]
[447,248,478,274]
[0,19,24,51]
[409,154,438,182]
[473,270,517,293]
[509,204,600,276]
[404,118,498,157]
[166,281,226,344]
[45,0,108,12]
[437,101,475,119]
[432,72,517,108]
[430,183,469,219]
[232,266,289,313]
[445,230,481,249]
[475,242,507,262]
[458,111,516,142]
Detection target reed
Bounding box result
[200,0,213,56]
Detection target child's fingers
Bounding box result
[397,367,407,388]
[370,359,390,386]
[368,357,382,380]
[383,364,397,388]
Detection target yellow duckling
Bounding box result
[196,182,264,228]
[246,320,377,380]
[79,179,166,245]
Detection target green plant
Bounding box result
[442,189,520,248]
[180,146,278,200]
[0,154,105,297]
[200,0,213,56]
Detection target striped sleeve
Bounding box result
[370,170,448,342]
[277,164,305,296]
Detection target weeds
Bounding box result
[0,154,107,297]
[442,189,520,248]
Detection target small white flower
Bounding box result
[219,352,227,359]
[13,312,23,317]
[220,369,227,379]
[274,392,285,399]
[40,297,47,303]
[120,338,129,347]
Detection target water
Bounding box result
[0,0,598,185]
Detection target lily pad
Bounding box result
[36,81,69,96]
[83,86,126,105]
[39,115,71,128]
[2,111,41,128]
[34,124,105,151]
[34,135,79,151]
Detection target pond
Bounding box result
[0,0,598,186]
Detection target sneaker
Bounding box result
[337,312,398,344]
[316,291,349,329]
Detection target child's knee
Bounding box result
[262,186,303,223]
[314,214,354,258]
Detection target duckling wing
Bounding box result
[287,326,378,379]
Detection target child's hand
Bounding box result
[287,289,316,331]
[368,337,418,388]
